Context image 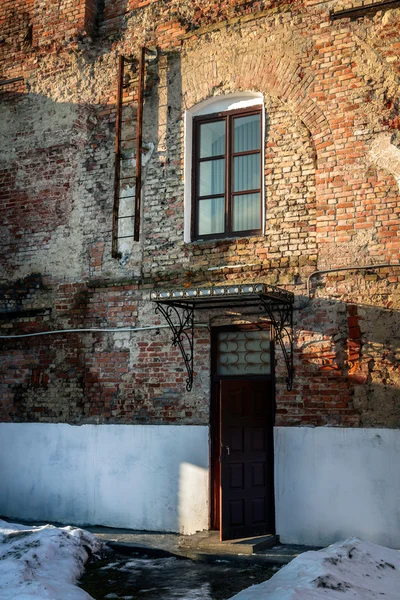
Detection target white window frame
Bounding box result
[184,93,265,243]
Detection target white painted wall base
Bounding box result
[2,423,399,546]
[0,423,209,535]
[274,427,400,549]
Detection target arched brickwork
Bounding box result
[182,47,336,170]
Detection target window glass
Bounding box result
[199,159,225,196]
[233,193,260,231]
[200,120,225,158]
[193,108,262,239]
[198,197,225,235]
[233,154,260,192]
[217,330,271,375]
[234,114,260,153]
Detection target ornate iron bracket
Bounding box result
[259,299,294,391]
[152,283,294,392]
[155,302,195,391]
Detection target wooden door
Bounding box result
[220,379,274,541]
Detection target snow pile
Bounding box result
[230,538,400,600]
[0,519,103,600]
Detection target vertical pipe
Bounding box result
[112,54,124,258]
[134,47,146,242]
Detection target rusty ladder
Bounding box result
[112,49,148,258]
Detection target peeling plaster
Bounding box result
[369,133,400,190]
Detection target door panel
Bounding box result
[220,379,274,541]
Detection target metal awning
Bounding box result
[151,283,294,392]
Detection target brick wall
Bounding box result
[1,0,399,427]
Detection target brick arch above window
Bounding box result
[183,51,335,172]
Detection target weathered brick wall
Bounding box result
[1,0,399,427]
[0,0,34,70]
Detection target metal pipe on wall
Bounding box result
[111,55,125,258]
[296,263,400,310]
[134,47,146,242]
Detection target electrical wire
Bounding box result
[1,264,398,335]
[0,324,209,340]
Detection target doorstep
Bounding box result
[87,526,319,565]
[178,530,279,555]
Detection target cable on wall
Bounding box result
[0,324,209,340]
[296,263,400,311]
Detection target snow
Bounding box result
[2,523,400,600]
[100,556,214,599]
[0,519,102,600]
[229,538,400,600]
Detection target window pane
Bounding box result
[200,120,226,158]
[199,159,225,196]
[234,114,260,153]
[233,154,260,192]
[198,197,225,235]
[233,193,261,231]
[217,330,271,375]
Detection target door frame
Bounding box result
[209,323,276,533]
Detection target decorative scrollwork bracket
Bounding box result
[155,302,195,391]
[259,299,294,391]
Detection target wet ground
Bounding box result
[80,548,278,600]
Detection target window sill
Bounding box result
[186,232,264,246]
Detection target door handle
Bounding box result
[225,446,230,456]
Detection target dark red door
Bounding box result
[220,379,274,541]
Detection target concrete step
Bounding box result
[179,530,279,555]
[85,526,318,565]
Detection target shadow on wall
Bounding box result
[0,90,105,280]
[101,0,129,42]
[0,79,399,428]
[274,426,400,548]
[0,49,180,274]
[0,423,209,534]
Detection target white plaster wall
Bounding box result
[0,423,209,535]
[274,427,400,548]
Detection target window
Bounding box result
[192,107,262,240]
[216,329,271,376]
